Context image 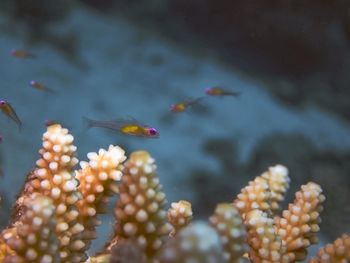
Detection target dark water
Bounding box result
[0,0,350,258]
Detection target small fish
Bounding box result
[29,81,54,93]
[84,117,159,138]
[205,87,240,97]
[0,100,22,129]
[170,97,203,113]
[10,49,36,59]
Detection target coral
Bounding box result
[0,126,347,263]
[2,195,59,262]
[245,209,287,262]
[110,151,172,258]
[11,124,83,262]
[275,182,325,261]
[167,200,192,237]
[233,173,270,219]
[309,234,350,263]
[74,145,126,259]
[156,222,225,263]
[109,240,146,263]
[234,166,325,262]
[234,164,290,219]
[259,165,290,215]
[209,203,248,263]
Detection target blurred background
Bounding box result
[0,0,350,258]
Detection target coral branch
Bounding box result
[156,222,224,263]
[209,203,248,263]
[234,173,271,220]
[275,182,325,261]
[12,124,83,262]
[167,200,192,237]
[74,145,126,259]
[111,151,172,258]
[2,195,59,263]
[109,240,146,263]
[260,165,290,215]
[234,165,290,220]
[309,234,350,262]
[245,209,289,262]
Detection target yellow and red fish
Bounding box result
[170,97,203,113]
[10,49,36,59]
[84,117,159,138]
[205,87,240,97]
[0,100,22,129]
[29,81,54,93]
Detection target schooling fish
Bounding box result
[29,81,54,93]
[84,117,159,138]
[205,87,240,97]
[170,97,204,113]
[0,100,22,129]
[10,49,36,59]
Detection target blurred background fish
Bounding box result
[10,48,36,59]
[170,97,204,113]
[205,87,240,97]
[29,80,55,93]
[0,100,21,130]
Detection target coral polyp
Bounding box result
[0,125,348,263]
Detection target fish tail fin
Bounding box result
[18,122,22,132]
[28,53,37,59]
[228,91,241,97]
[82,116,95,129]
[194,96,208,106]
[188,96,209,115]
[188,96,206,106]
[45,87,56,94]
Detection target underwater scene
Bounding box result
[0,1,350,262]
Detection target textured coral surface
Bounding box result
[0,126,348,263]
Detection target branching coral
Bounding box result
[245,209,287,262]
[275,182,325,261]
[74,145,126,257]
[0,126,348,263]
[233,166,325,262]
[2,195,59,262]
[167,200,192,237]
[156,222,225,263]
[11,124,82,262]
[209,203,248,263]
[309,234,350,262]
[109,150,172,258]
[234,164,290,219]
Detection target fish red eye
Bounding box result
[0,100,6,106]
[149,128,157,136]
